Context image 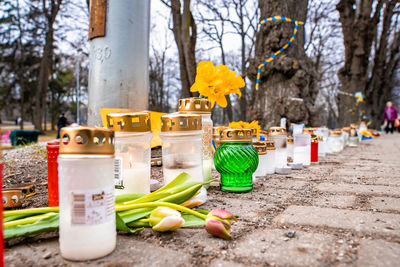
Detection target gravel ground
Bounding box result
[3,135,400,266]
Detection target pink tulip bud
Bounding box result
[205,209,236,239]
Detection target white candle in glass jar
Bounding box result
[58,156,116,261]
[116,162,150,195]
[293,146,311,166]
[202,158,213,182]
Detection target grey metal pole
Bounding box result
[76,55,80,125]
[87,0,150,126]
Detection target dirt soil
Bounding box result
[3,134,400,266]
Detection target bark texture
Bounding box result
[336,0,400,127]
[170,0,197,98]
[248,0,317,128]
[34,0,62,131]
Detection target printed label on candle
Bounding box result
[71,188,114,225]
[114,157,124,189]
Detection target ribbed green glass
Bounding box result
[214,142,259,193]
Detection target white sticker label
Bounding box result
[114,157,124,189]
[71,188,114,225]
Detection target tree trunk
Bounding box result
[248,0,317,128]
[365,1,399,128]
[336,0,385,127]
[170,0,197,98]
[34,1,61,132]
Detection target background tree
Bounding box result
[248,0,318,128]
[161,0,197,99]
[336,0,400,127]
[195,0,259,123]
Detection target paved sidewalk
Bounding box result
[5,134,400,266]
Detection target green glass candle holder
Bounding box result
[214,129,259,193]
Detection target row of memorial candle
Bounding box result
[104,98,212,202]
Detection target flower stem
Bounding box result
[4,212,58,229]
[116,202,208,220]
[3,207,59,217]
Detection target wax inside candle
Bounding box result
[274,149,287,168]
[115,162,150,195]
[293,146,311,166]
[264,152,275,174]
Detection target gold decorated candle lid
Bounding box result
[107,111,151,132]
[350,123,358,129]
[161,113,202,132]
[303,128,315,135]
[213,126,227,136]
[219,128,252,143]
[287,136,294,144]
[59,126,115,155]
[329,130,342,137]
[268,126,287,136]
[253,141,267,155]
[265,140,276,150]
[178,97,212,113]
[311,135,319,142]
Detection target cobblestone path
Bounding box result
[5,134,400,266]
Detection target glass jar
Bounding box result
[268,127,287,170]
[264,140,276,174]
[160,114,206,201]
[315,127,329,157]
[327,130,344,153]
[348,127,359,147]
[214,128,258,193]
[58,127,116,261]
[341,127,350,146]
[251,128,258,143]
[179,98,213,184]
[287,136,294,163]
[311,136,319,162]
[46,141,60,206]
[293,133,311,166]
[107,111,152,195]
[253,141,267,178]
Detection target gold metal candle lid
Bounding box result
[219,128,252,143]
[265,140,276,150]
[253,141,267,155]
[59,126,115,155]
[106,111,151,132]
[350,123,358,129]
[268,126,287,136]
[287,136,294,144]
[161,113,202,132]
[178,97,212,113]
[303,128,315,135]
[329,130,342,137]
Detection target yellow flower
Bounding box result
[190,61,245,108]
[228,120,261,139]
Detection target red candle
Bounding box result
[1,154,4,266]
[46,141,60,206]
[311,138,318,162]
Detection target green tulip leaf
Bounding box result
[4,213,59,239]
[116,213,144,234]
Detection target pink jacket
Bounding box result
[383,106,398,121]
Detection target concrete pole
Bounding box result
[87,0,150,126]
[76,55,80,125]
